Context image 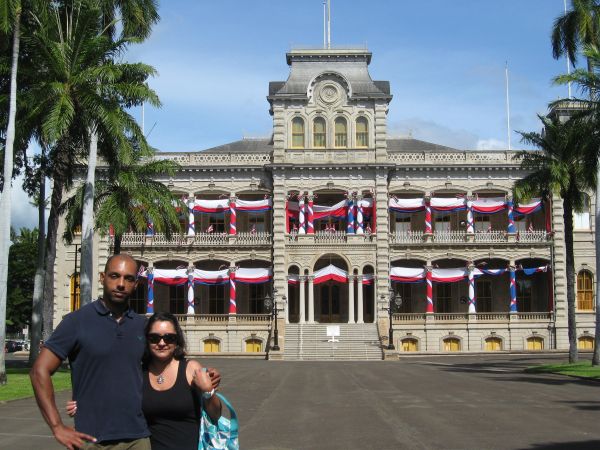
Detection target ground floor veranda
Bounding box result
[122,255,554,322]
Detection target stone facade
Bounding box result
[53,49,597,357]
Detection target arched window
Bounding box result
[443,337,461,352]
[578,336,594,350]
[574,194,591,229]
[334,117,347,148]
[245,338,262,352]
[577,270,594,311]
[291,117,305,148]
[313,117,326,148]
[203,339,220,353]
[356,117,369,147]
[526,336,544,351]
[70,273,80,312]
[401,338,418,352]
[484,337,502,351]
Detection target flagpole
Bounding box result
[323,1,326,49]
[327,0,331,49]
[505,61,511,150]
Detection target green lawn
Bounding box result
[525,361,600,379]
[0,368,71,402]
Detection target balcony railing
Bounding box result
[433,230,467,243]
[517,230,548,243]
[117,232,272,248]
[173,314,271,324]
[474,230,507,243]
[392,312,552,323]
[390,231,424,244]
[315,230,347,243]
[287,231,375,244]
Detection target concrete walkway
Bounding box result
[2,354,599,449]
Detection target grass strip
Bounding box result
[525,361,600,379]
[0,368,71,402]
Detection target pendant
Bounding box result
[157,374,165,384]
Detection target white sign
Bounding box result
[326,325,340,342]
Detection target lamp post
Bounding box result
[385,288,402,350]
[264,290,280,351]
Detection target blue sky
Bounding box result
[131,0,572,152]
[11,0,577,229]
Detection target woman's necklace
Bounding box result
[154,361,171,384]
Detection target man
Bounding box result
[31,254,220,449]
[30,254,148,449]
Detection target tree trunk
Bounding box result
[79,128,98,307]
[594,165,600,364]
[114,234,122,255]
[0,10,21,385]
[563,195,578,363]
[42,175,65,341]
[29,153,46,365]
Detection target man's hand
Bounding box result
[66,400,77,417]
[207,367,221,389]
[52,423,96,450]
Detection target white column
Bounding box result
[285,278,290,324]
[357,275,364,323]
[348,275,355,323]
[299,276,306,324]
[308,276,315,323]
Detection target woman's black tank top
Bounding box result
[142,359,200,450]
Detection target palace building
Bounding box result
[53,47,596,359]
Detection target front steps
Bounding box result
[283,323,383,361]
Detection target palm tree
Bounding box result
[62,142,183,256]
[514,114,599,364]
[552,0,600,365]
[0,0,23,385]
[552,0,600,72]
[555,46,600,364]
[23,2,160,334]
[78,0,159,307]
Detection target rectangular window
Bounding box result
[435,214,451,232]
[436,283,452,313]
[516,279,532,312]
[169,285,186,314]
[395,283,413,313]
[209,285,225,314]
[210,213,226,233]
[476,281,492,312]
[474,215,491,232]
[249,215,266,233]
[249,284,266,314]
[395,216,411,233]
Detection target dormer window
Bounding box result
[334,117,347,148]
[356,117,369,147]
[292,117,305,148]
[313,117,326,148]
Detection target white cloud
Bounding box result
[476,139,508,150]
[388,117,481,150]
[9,175,38,232]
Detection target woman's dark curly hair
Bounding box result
[143,312,187,365]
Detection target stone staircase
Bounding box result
[283,323,383,361]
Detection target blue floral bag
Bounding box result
[199,393,239,450]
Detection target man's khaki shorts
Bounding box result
[80,437,151,450]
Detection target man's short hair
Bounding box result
[104,254,139,276]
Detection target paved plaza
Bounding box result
[1,354,599,450]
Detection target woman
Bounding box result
[69,312,221,449]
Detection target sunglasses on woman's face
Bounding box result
[147,333,177,344]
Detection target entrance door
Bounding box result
[320,283,341,323]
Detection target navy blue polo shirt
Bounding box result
[44,299,149,443]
